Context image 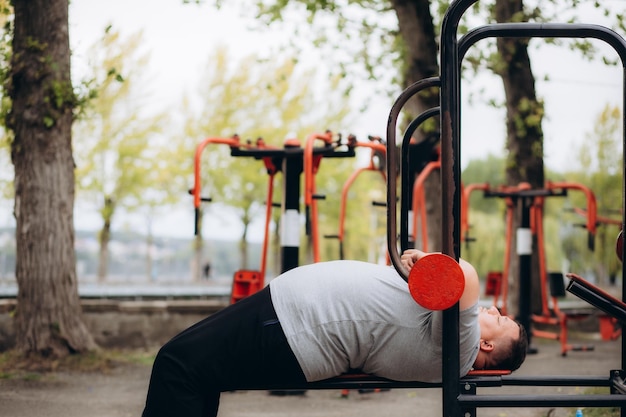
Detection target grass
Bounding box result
[565,387,620,417]
[0,348,156,380]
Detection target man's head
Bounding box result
[475,306,528,372]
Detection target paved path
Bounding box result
[0,335,621,417]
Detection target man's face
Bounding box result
[478,306,520,342]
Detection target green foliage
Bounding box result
[561,104,623,284]
[569,387,620,417]
[207,0,402,102]
[0,6,11,128]
[444,0,626,120]
[462,154,506,214]
[73,26,170,234]
[7,30,78,131]
[459,209,506,276]
[0,2,13,199]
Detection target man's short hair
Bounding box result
[486,321,528,371]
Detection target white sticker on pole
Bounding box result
[281,209,300,247]
[516,228,532,255]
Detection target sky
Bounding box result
[68,0,624,169]
[3,0,623,240]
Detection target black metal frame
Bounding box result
[235,373,618,392]
[431,0,626,415]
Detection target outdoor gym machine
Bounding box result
[530,182,597,355]
[190,135,280,301]
[462,181,599,355]
[191,132,357,300]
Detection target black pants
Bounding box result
[142,286,306,417]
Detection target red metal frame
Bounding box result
[304,133,387,263]
[411,158,440,252]
[336,137,387,260]
[303,132,334,263]
[190,136,279,300]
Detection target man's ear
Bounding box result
[479,339,494,352]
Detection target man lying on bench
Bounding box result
[141,249,528,417]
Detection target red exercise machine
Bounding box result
[191,132,359,304]
[462,181,601,355]
[190,135,280,303]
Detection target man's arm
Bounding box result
[400,249,480,310]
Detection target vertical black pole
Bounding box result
[518,196,535,352]
[280,143,303,273]
[440,1,473,416]
[272,143,306,397]
[621,66,626,417]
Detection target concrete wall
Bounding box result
[0,298,228,351]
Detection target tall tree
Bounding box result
[490,0,545,315]
[8,0,95,357]
[73,27,167,282]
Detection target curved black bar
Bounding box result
[400,107,441,251]
[460,23,626,64]
[386,77,441,282]
[440,0,477,41]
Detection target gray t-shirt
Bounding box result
[269,260,480,383]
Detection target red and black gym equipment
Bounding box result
[191,132,358,303]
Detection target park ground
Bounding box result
[0,331,622,417]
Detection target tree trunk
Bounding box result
[391,0,439,116]
[391,0,442,251]
[193,208,204,282]
[145,218,154,282]
[240,223,249,270]
[9,0,96,356]
[97,228,110,283]
[494,0,545,316]
[97,197,114,283]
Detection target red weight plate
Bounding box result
[408,253,465,310]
